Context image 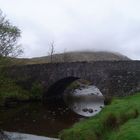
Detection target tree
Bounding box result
[0,9,23,57]
[48,41,55,63]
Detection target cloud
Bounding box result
[0,0,140,59]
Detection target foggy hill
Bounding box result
[1,51,130,65]
[30,51,130,64]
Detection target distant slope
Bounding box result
[0,51,130,65]
[30,51,130,64]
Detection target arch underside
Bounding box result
[44,77,80,100]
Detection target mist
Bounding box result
[0,0,140,59]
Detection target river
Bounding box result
[0,85,104,140]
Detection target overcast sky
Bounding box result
[0,0,140,59]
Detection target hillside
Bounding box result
[38,51,130,63]
[0,51,130,65]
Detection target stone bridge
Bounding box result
[3,61,140,99]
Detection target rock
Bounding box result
[88,109,93,113]
[100,106,103,109]
[73,106,77,109]
[33,120,36,122]
[82,108,88,112]
[0,130,10,140]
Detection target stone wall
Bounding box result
[3,61,140,99]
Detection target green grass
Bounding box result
[0,73,43,106]
[0,75,29,106]
[66,79,91,91]
[0,57,44,106]
[59,93,140,140]
[109,117,140,140]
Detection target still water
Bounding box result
[0,102,81,138]
[64,85,104,117]
[2,132,58,140]
[0,85,104,139]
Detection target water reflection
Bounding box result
[0,84,104,138]
[64,85,104,117]
[4,132,58,140]
[0,103,81,138]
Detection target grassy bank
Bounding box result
[59,93,140,140]
[0,73,43,106]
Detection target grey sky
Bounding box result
[0,0,140,59]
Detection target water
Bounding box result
[0,85,104,139]
[64,85,104,117]
[0,102,81,138]
[3,132,59,140]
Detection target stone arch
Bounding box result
[44,76,80,100]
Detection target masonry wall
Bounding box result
[3,61,140,98]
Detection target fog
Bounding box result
[0,0,140,59]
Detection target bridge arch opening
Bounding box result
[44,77,105,117]
[45,76,80,100]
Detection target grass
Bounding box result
[59,93,140,140]
[66,79,91,91]
[109,117,140,140]
[0,74,43,106]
